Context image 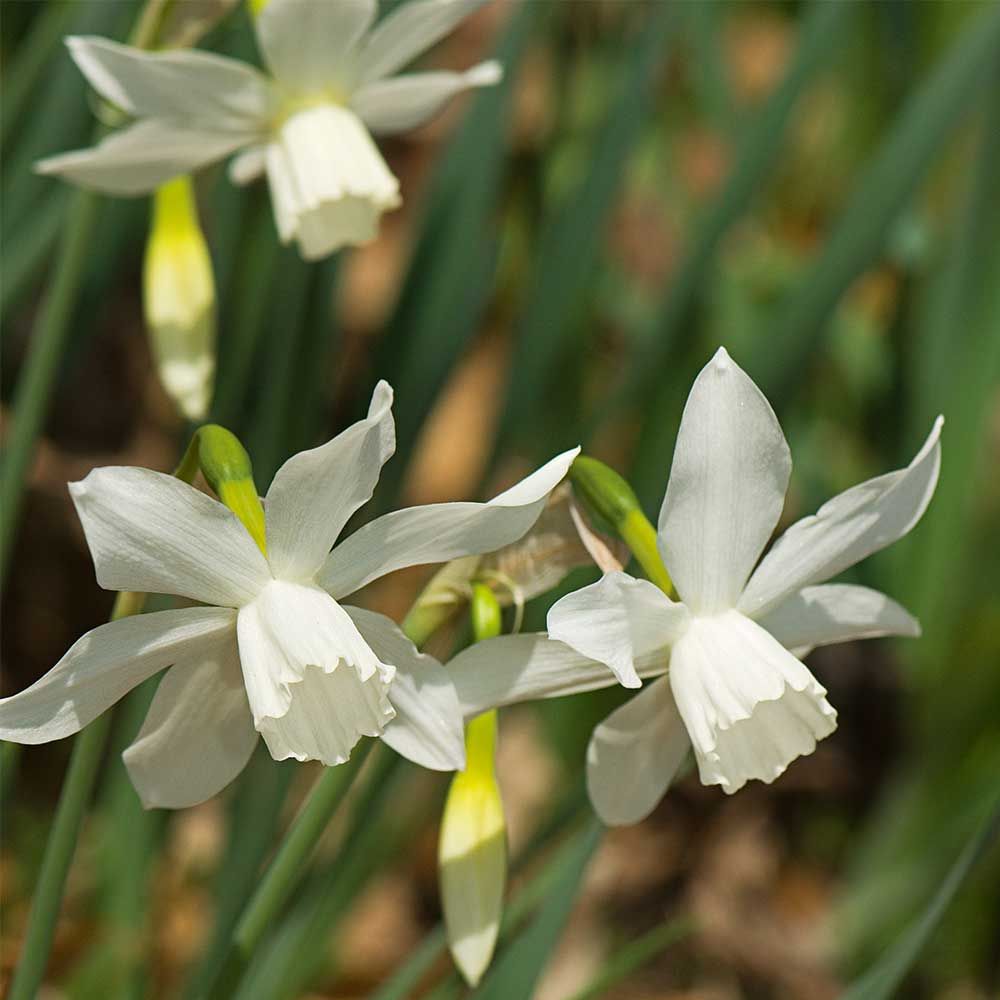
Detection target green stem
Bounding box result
[231,741,372,961]
[204,578,452,998]
[6,590,145,1000]
[0,188,100,582]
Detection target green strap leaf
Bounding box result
[751,1,1000,408]
[841,797,1000,1000]
[497,2,675,454]
[470,819,602,1000]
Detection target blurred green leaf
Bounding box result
[497,1,674,454]
[750,1,1000,407]
[564,915,691,1000]
[841,797,1000,1000]
[231,749,408,1000]
[471,819,602,1000]
[370,5,535,509]
[609,0,852,424]
[0,2,76,150]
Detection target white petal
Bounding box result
[70,467,270,607]
[757,583,920,651]
[265,382,394,582]
[448,633,668,720]
[36,119,251,195]
[318,448,580,600]
[122,640,257,809]
[658,347,791,614]
[264,104,401,260]
[669,610,836,794]
[358,0,489,86]
[739,418,943,619]
[229,146,267,186]
[255,0,374,93]
[586,676,690,826]
[0,608,236,744]
[547,572,688,689]
[65,35,272,124]
[236,580,395,764]
[346,606,464,771]
[352,61,501,135]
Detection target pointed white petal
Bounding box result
[739,418,943,618]
[264,382,394,582]
[236,580,394,763]
[66,35,272,123]
[255,0,374,93]
[264,104,401,260]
[229,146,267,186]
[658,347,791,614]
[70,467,270,607]
[122,640,257,809]
[352,61,501,135]
[358,0,489,85]
[346,606,464,771]
[318,448,580,599]
[586,676,690,826]
[669,610,836,794]
[0,608,236,744]
[758,583,920,651]
[547,572,688,689]
[36,119,251,195]
[448,633,668,719]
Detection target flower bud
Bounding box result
[569,455,674,596]
[180,424,267,555]
[439,584,506,986]
[143,176,216,421]
[439,710,505,987]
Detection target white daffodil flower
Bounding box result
[0,381,578,809]
[447,349,942,825]
[35,0,502,259]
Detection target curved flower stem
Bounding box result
[6,590,145,1000]
[209,740,374,993]
[0,188,100,583]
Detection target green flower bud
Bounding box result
[569,455,674,596]
[569,455,640,530]
[177,424,267,555]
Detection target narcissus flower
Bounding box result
[0,381,577,809]
[448,349,941,824]
[36,0,501,259]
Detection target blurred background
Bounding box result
[2,1,999,998]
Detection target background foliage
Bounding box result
[2,1,999,997]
